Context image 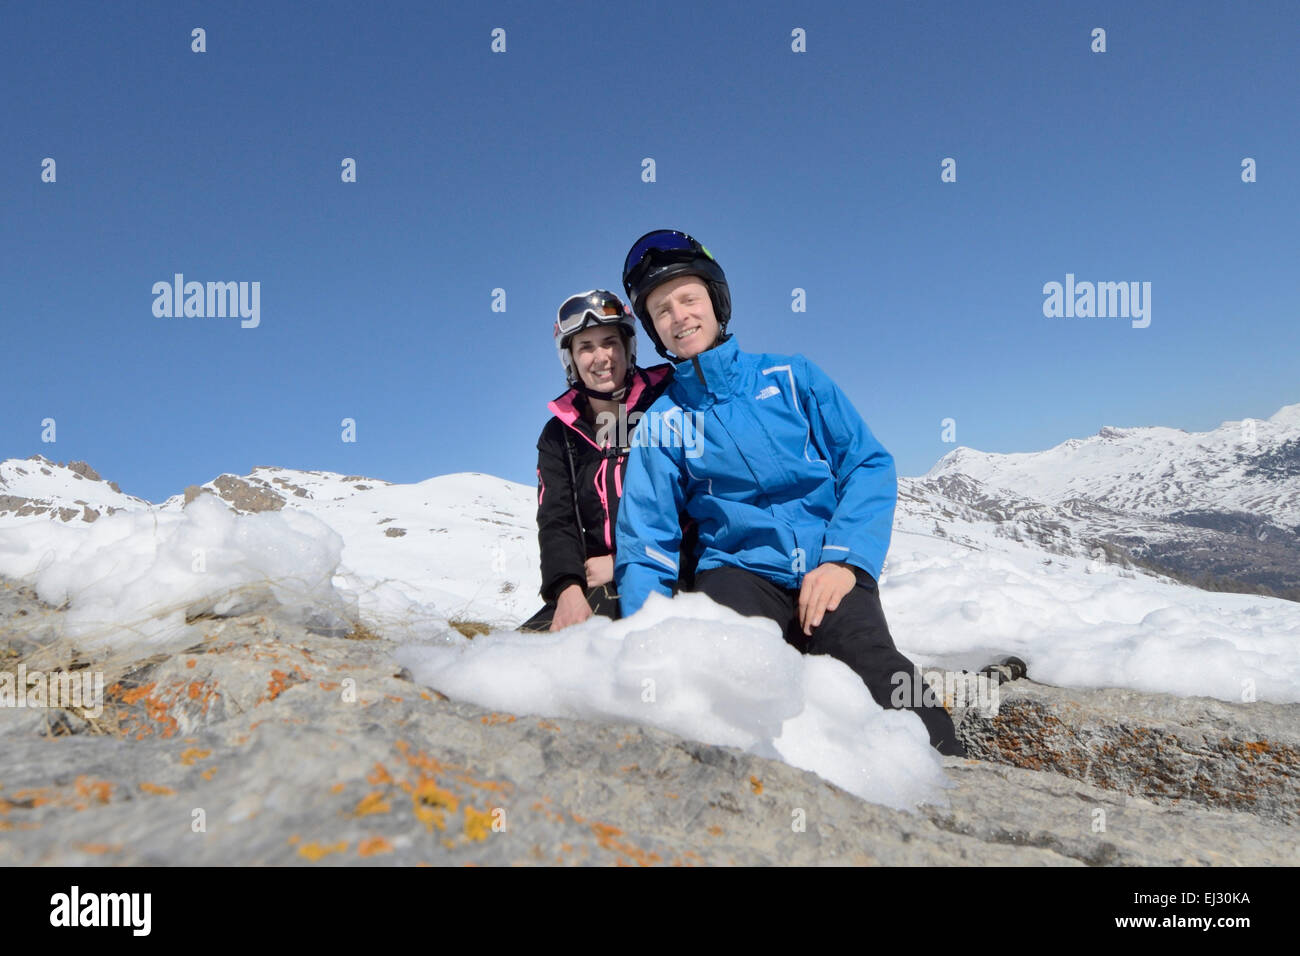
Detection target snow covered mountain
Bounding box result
[0,456,540,628]
[916,403,1300,599]
[0,457,148,522]
[5,400,1299,624]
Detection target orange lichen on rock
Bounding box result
[463,806,494,842]
[530,799,564,824]
[707,825,724,836]
[201,767,217,781]
[186,659,197,669]
[128,687,180,736]
[385,740,513,833]
[330,782,346,794]
[106,676,220,740]
[139,782,176,796]
[412,779,459,833]
[358,836,394,857]
[480,713,516,726]
[591,821,662,867]
[1242,741,1269,759]
[74,776,113,804]
[180,747,212,766]
[76,843,122,855]
[265,670,291,701]
[298,840,349,862]
[451,770,512,794]
[671,850,706,867]
[259,663,309,703]
[354,790,392,817]
[11,788,54,808]
[395,740,448,776]
[318,681,341,691]
[750,776,763,795]
[117,682,158,706]
[536,719,561,732]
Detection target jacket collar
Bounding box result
[669,335,742,404]
[547,365,672,448]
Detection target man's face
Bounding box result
[646,275,719,361]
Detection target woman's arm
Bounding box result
[536,422,588,602]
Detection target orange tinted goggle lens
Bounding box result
[558,293,625,333]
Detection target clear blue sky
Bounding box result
[3,0,1297,503]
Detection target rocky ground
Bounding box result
[1,577,1296,866]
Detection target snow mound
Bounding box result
[0,495,353,650]
[882,545,1300,703]
[394,591,951,812]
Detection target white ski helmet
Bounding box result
[553,289,638,393]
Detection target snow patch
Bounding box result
[0,495,353,649]
[394,592,951,811]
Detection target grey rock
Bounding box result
[956,680,1300,825]
[210,475,285,513]
[67,461,102,482]
[1,578,1296,866]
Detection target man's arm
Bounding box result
[798,356,897,581]
[614,418,687,617]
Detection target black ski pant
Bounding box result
[517,583,620,633]
[693,566,966,756]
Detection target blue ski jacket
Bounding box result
[614,336,897,617]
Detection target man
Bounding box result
[613,229,966,757]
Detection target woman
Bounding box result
[519,289,677,632]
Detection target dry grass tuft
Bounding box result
[448,618,493,639]
[344,621,382,641]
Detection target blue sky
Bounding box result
[2,0,1297,503]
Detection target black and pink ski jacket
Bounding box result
[533,364,673,603]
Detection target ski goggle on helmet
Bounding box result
[621,229,731,357]
[556,289,632,338]
[553,289,637,385]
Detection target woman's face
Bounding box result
[570,326,628,393]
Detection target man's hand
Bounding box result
[551,583,592,631]
[797,562,857,636]
[585,554,614,588]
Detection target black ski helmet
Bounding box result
[622,230,731,359]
